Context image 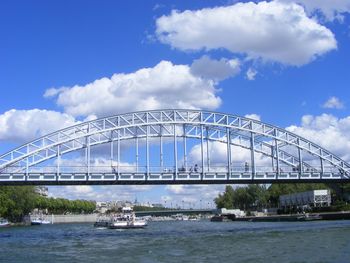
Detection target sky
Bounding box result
[1,0,350,208]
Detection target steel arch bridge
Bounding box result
[0,109,349,185]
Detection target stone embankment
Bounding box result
[28,213,98,224]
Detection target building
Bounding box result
[217,208,245,217]
[95,200,134,213]
[279,189,331,209]
[35,186,48,196]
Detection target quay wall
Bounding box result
[28,214,98,224]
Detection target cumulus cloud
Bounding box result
[0,109,76,143]
[190,55,240,81]
[286,114,350,161]
[49,185,155,201]
[322,96,344,109]
[156,1,337,66]
[165,184,223,208]
[245,113,261,121]
[246,68,258,80]
[188,141,270,168]
[43,87,68,98]
[281,0,350,21]
[46,61,222,118]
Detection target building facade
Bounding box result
[279,189,331,209]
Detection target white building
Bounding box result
[218,208,246,217]
[279,189,331,208]
[35,186,48,196]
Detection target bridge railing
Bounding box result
[0,165,344,175]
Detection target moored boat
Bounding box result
[108,207,147,229]
[31,218,51,225]
[94,215,110,228]
[0,218,10,227]
[297,213,322,221]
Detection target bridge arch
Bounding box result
[0,109,349,185]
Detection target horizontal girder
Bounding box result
[0,171,348,185]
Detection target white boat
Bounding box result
[108,207,147,229]
[94,215,110,228]
[31,218,51,225]
[0,218,10,227]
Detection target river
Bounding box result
[1,220,350,263]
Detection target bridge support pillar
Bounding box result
[174,124,177,180]
[226,128,231,180]
[146,126,149,180]
[297,138,303,178]
[183,125,187,171]
[201,125,205,180]
[250,132,256,177]
[320,149,324,175]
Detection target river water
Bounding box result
[1,220,350,263]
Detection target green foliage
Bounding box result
[0,186,37,222]
[214,183,330,211]
[214,185,235,209]
[215,185,268,210]
[0,186,96,222]
[36,197,96,214]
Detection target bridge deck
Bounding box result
[0,172,348,185]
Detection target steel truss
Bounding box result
[0,109,349,185]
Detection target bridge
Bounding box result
[135,209,215,217]
[0,109,349,185]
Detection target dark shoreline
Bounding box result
[234,211,350,222]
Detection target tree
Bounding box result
[214,185,235,209]
[0,186,37,222]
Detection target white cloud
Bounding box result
[165,184,223,208]
[246,68,258,80]
[190,55,240,81]
[156,1,337,66]
[281,0,350,21]
[245,113,261,121]
[65,185,94,194]
[43,87,68,98]
[46,61,222,118]
[0,109,76,143]
[286,114,350,161]
[322,96,344,109]
[188,140,270,168]
[49,185,155,202]
[166,185,185,194]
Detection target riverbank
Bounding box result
[26,213,98,224]
[234,211,350,222]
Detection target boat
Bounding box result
[108,207,147,229]
[93,215,110,228]
[31,218,51,225]
[210,214,235,222]
[0,218,10,227]
[297,213,322,221]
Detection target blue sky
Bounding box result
[1,0,350,206]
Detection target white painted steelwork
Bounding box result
[0,109,349,185]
